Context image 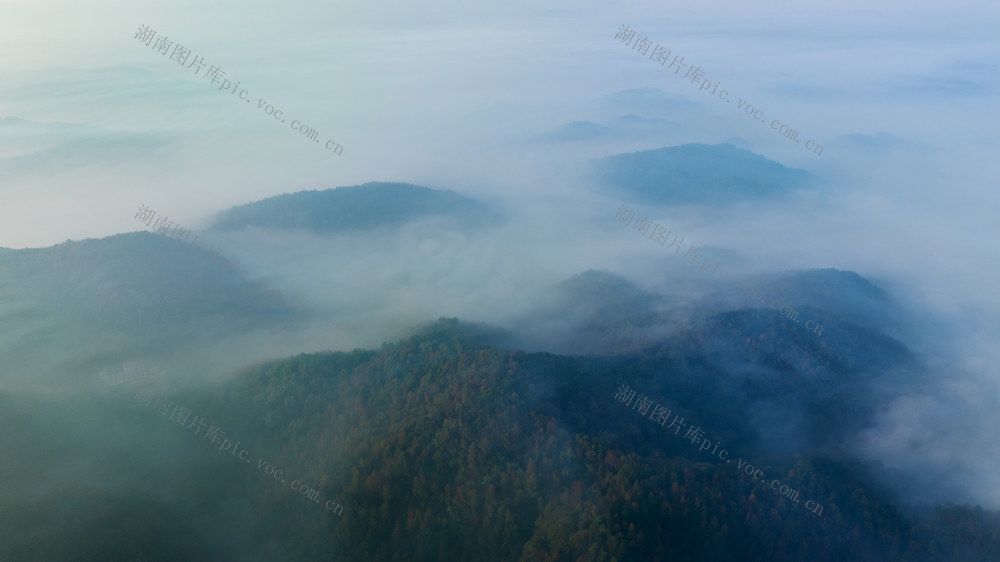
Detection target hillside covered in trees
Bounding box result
[3,318,997,561]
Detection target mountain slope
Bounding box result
[593,143,813,205]
[208,182,499,233]
[2,318,997,561]
[505,269,680,355]
[0,232,307,385]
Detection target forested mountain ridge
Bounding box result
[161,320,1000,559]
[207,182,500,233]
[1,318,997,560]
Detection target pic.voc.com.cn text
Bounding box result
[134,203,340,333]
[134,24,344,157]
[614,383,824,518]
[135,390,344,516]
[614,24,824,157]
[614,204,825,337]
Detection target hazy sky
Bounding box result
[1,0,997,248]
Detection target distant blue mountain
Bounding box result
[593,142,813,205]
[598,88,700,118]
[208,182,499,233]
[544,114,676,143]
[545,120,613,142]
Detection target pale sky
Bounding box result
[2,0,997,248]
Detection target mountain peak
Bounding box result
[209,181,497,233]
[593,143,813,205]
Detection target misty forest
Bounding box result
[3,3,1000,562]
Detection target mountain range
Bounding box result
[1,160,995,560]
